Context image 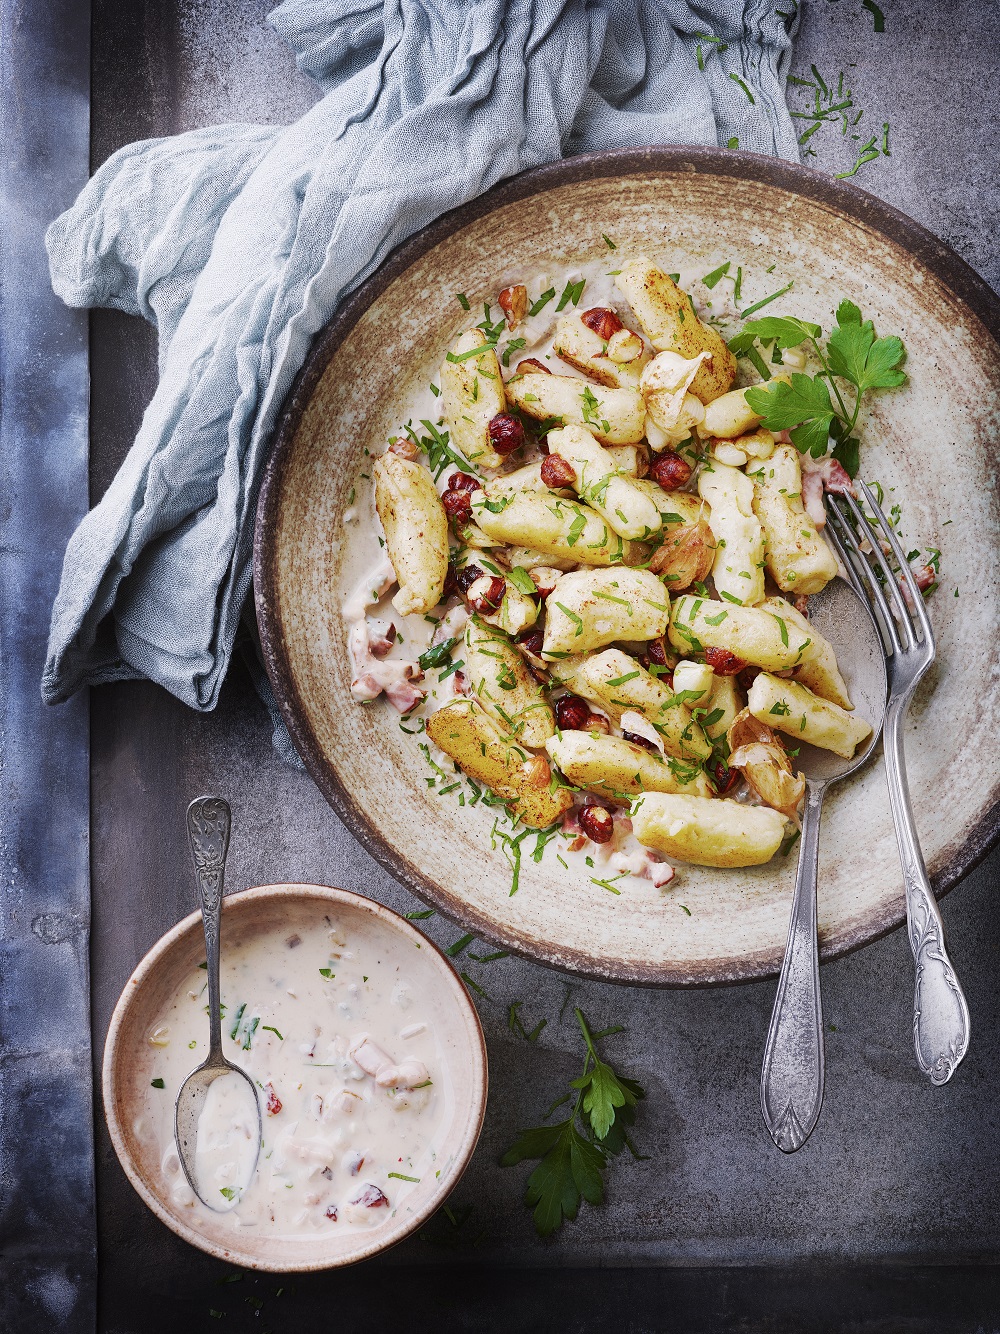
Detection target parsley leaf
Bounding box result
[827,318,907,395]
[501,1009,646,1237]
[740,315,822,348]
[745,374,836,458]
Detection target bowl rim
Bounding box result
[101,882,488,1271]
[253,144,1000,988]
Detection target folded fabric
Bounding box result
[43,0,799,754]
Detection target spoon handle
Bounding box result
[186,796,231,1060]
[761,780,826,1153]
[883,706,970,1084]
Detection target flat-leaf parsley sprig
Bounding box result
[737,300,906,477]
[500,1009,646,1237]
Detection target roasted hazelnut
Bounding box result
[488,412,526,457]
[517,626,545,658]
[584,713,610,734]
[498,284,528,329]
[387,437,419,461]
[579,805,614,844]
[540,454,577,489]
[447,470,481,493]
[649,451,693,491]
[442,489,473,525]
[516,357,551,376]
[705,645,747,676]
[581,307,625,342]
[455,562,484,593]
[521,755,551,788]
[468,575,506,613]
[555,695,591,732]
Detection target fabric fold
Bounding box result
[43,0,799,737]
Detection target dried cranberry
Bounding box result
[540,455,577,489]
[488,413,526,457]
[579,805,614,844]
[621,730,657,752]
[736,665,761,692]
[705,645,746,676]
[456,563,484,593]
[264,1082,282,1116]
[442,565,459,599]
[469,575,506,613]
[447,470,481,493]
[555,695,591,731]
[442,489,473,525]
[518,626,545,658]
[350,1183,389,1209]
[581,307,625,341]
[325,1205,339,1221]
[713,761,740,795]
[517,357,551,375]
[647,637,670,667]
[650,451,693,491]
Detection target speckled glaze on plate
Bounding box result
[102,884,488,1271]
[254,147,1000,987]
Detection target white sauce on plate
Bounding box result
[134,910,451,1238]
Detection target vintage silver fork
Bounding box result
[824,480,970,1085]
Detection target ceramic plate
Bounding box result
[254,147,1000,986]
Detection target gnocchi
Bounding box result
[348,257,889,891]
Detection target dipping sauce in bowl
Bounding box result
[104,885,487,1270]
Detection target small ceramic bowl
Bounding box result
[102,883,487,1271]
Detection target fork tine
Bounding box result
[839,489,915,646]
[858,479,935,651]
[820,504,864,597]
[825,497,901,655]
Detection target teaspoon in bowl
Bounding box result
[760,578,887,1153]
[174,796,262,1209]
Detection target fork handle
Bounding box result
[883,704,970,1084]
[761,780,825,1153]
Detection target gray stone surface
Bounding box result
[84,0,1000,1328]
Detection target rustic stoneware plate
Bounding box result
[254,147,1000,987]
[103,883,488,1270]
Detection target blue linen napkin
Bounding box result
[43,0,799,756]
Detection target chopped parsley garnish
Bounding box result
[528,287,557,317]
[555,277,586,311]
[418,638,457,670]
[150,1078,165,1089]
[455,293,471,310]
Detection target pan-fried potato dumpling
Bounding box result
[507,546,578,572]
[546,731,712,800]
[614,257,736,403]
[439,328,507,470]
[639,351,710,445]
[470,489,638,567]
[702,672,743,741]
[747,673,872,760]
[761,596,853,710]
[464,616,554,747]
[571,648,712,760]
[373,453,449,616]
[426,700,573,828]
[669,596,817,671]
[541,568,671,658]
[603,444,648,478]
[508,369,646,445]
[630,792,786,867]
[700,378,791,439]
[749,444,839,595]
[547,424,662,541]
[698,462,766,606]
[634,483,715,593]
[552,314,648,389]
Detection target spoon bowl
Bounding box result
[174,796,262,1210]
[760,577,887,1153]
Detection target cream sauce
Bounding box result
[135,910,451,1238]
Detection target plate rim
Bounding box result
[253,144,1000,988]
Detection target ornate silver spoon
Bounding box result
[174,796,261,1208]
